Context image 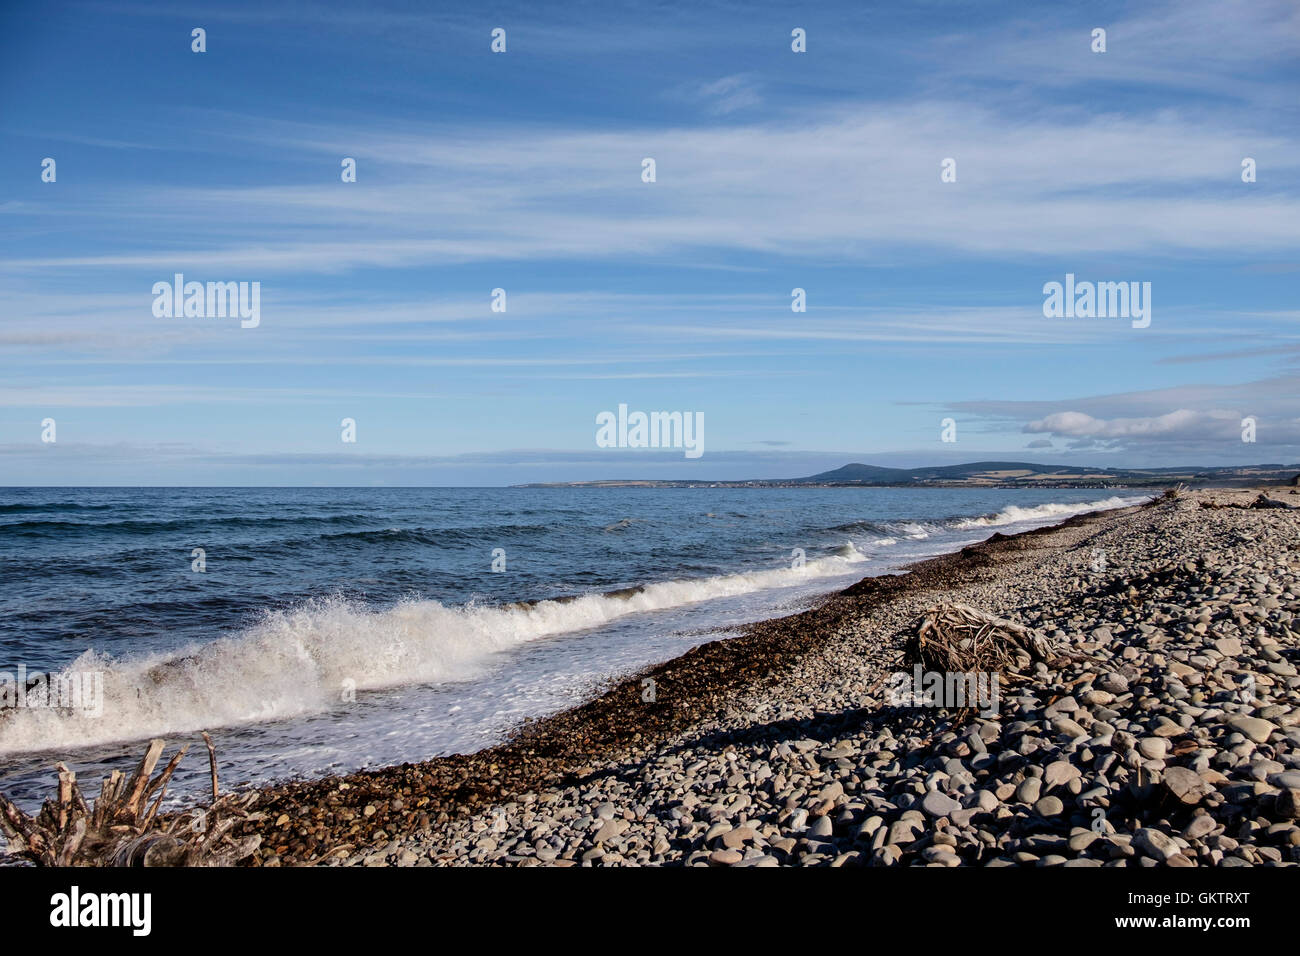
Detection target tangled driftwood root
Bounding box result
[0,734,261,867]
[1200,493,1297,511]
[904,603,1055,686]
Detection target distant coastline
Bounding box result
[516,460,1300,490]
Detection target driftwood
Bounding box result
[0,737,261,867]
[904,603,1055,685]
[1200,493,1297,511]
[1248,494,1297,510]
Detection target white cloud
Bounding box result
[690,74,763,114]
[1024,409,1242,440]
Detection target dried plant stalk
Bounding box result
[0,736,261,867]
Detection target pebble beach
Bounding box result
[228,486,1300,867]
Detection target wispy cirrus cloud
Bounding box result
[687,74,763,115]
[5,103,1297,279]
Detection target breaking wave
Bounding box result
[0,545,866,754]
[951,495,1151,529]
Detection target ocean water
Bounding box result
[0,486,1146,810]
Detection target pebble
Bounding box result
[1227,716,1278,744]
[1137,738,1168,760]
[1163,767,1212,805]
[1034,796,1064,817]
[1134,828,1181,862]
[921,791,961,818]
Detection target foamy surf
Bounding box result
[0,545,866,754]
[952,495,1151,529]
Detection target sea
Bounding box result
[0,486,1147,811]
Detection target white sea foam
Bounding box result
[0,546,867,754]
[951,495,1150,529]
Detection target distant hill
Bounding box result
[801,461,1118,483]
[799,463,911,483]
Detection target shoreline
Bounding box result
[393,485,1297,868]
[219,491,1179,865]
[8,485,1298,867]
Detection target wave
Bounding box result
[889,520,941,539]
[0,545,867,754]
[602,517,642,532]
[0,517,563,548]
[814,496,1141,550]
[828,519,887,534]
[0,502,115,514]
[0,513,376,535]
[951,495,1151,529]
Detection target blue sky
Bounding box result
[1,0,1298,485]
